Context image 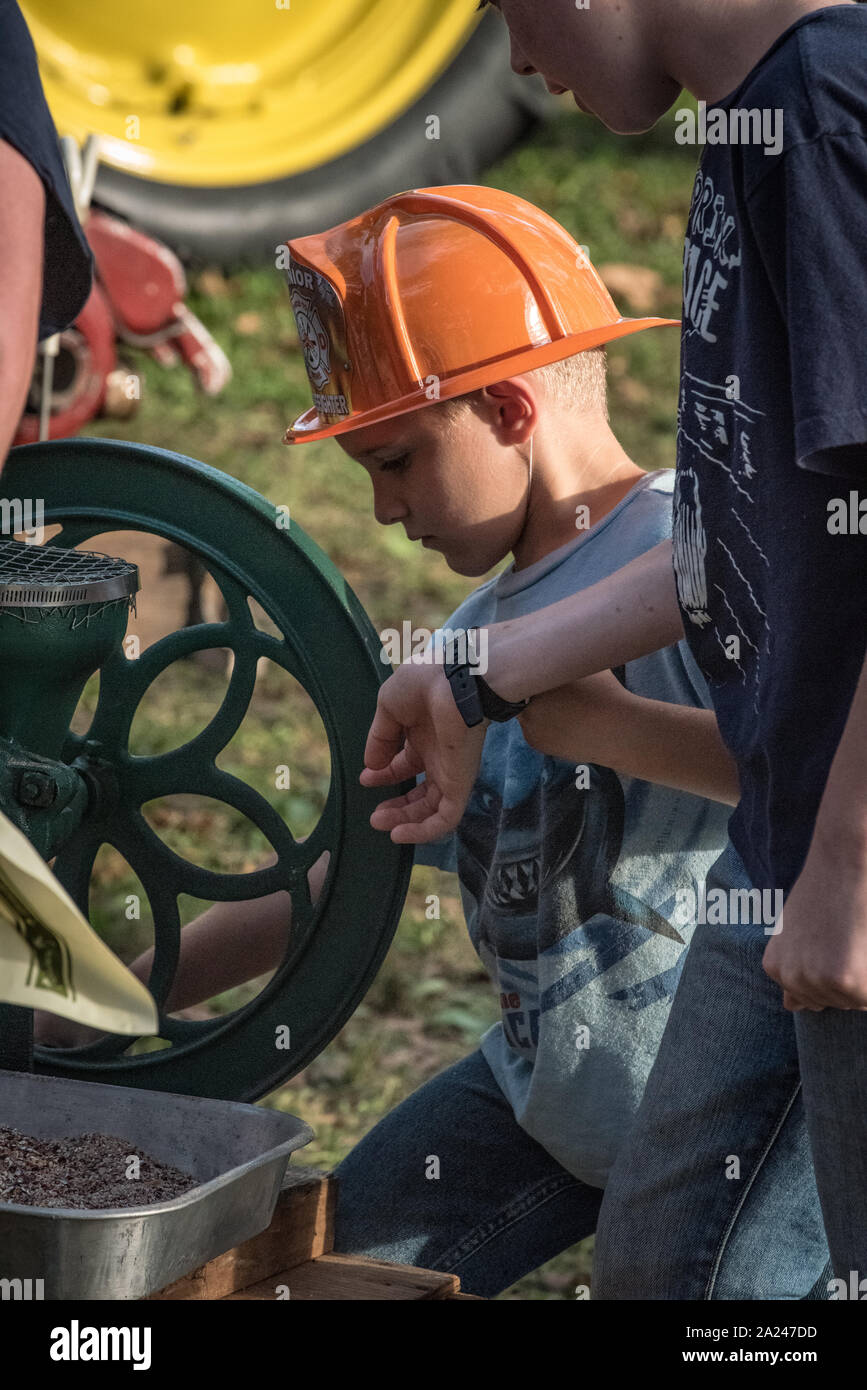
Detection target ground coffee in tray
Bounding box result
[0,1126,197,1209]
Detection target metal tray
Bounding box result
[0,1069,313,1299]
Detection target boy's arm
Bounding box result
[763,647,867,1012]
[35,851,329,1045]
[131,850,329,1012]
[518,671,740,806]
[362,539,685,842]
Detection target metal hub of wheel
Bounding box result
[1,438,412,1101]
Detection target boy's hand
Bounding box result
[361,661,486,842]
[763,832,867,1012]
[764,653,867,1012]
[518,671,629,764]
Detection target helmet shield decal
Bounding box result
[286,257,353,423]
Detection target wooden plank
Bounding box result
[224,1253,462,1301]
[150,1166,335,1301]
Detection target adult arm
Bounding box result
[763,646,867,1011]
[0,136,45,466]
[362,538,685,841]
[34,851,330,1045]
[749,132,867,1010]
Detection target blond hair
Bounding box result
[438,347,608,420]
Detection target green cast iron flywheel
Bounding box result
[2,438,413,1102]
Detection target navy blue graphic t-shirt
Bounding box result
[0,0,93,337]
[673,5,867,895]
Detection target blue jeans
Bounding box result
[333,1048,602,1298]
[332,1040,833,1299]
[593,850,846,1299]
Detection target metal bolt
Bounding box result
[17,770,58,807]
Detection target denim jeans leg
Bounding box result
[795,1008,867,1283]
[592,917,831,1299]
[333,1047,603,1297]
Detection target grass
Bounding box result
[72,99,700,1298]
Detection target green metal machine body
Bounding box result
[0,438,412,1102]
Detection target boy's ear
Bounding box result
[483,378,538,442]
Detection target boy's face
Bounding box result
[489,0,681,134]
[336,394,534,578]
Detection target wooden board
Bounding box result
[150,1164,335,1301]
[223,1253,461,1301]
[151,1164,485,1301]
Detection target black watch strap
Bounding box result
[474,674,531,723]
[442,660,486,727]
[442,629,529,728]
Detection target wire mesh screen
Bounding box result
[0,539,139,621]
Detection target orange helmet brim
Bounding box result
[284,315,680,445]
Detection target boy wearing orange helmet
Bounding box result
[274,186,827,1297]
[367,0,867,1299]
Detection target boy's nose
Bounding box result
[509,38,536,78]
[372,489,408,529]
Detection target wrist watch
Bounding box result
[442,629,530,728]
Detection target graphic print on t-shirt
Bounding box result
[682,169,742,346]
[675,160,770,712]
[672,467,710,628]
[456,746,685,1058]
[674,367,770,708]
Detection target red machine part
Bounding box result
[13,210,231,446]
[86,209,185,336]
[13,284,116,445]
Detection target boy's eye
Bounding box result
[379,454,410,473]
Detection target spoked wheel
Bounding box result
[3,438,412,1101]
[23,2,548,264]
